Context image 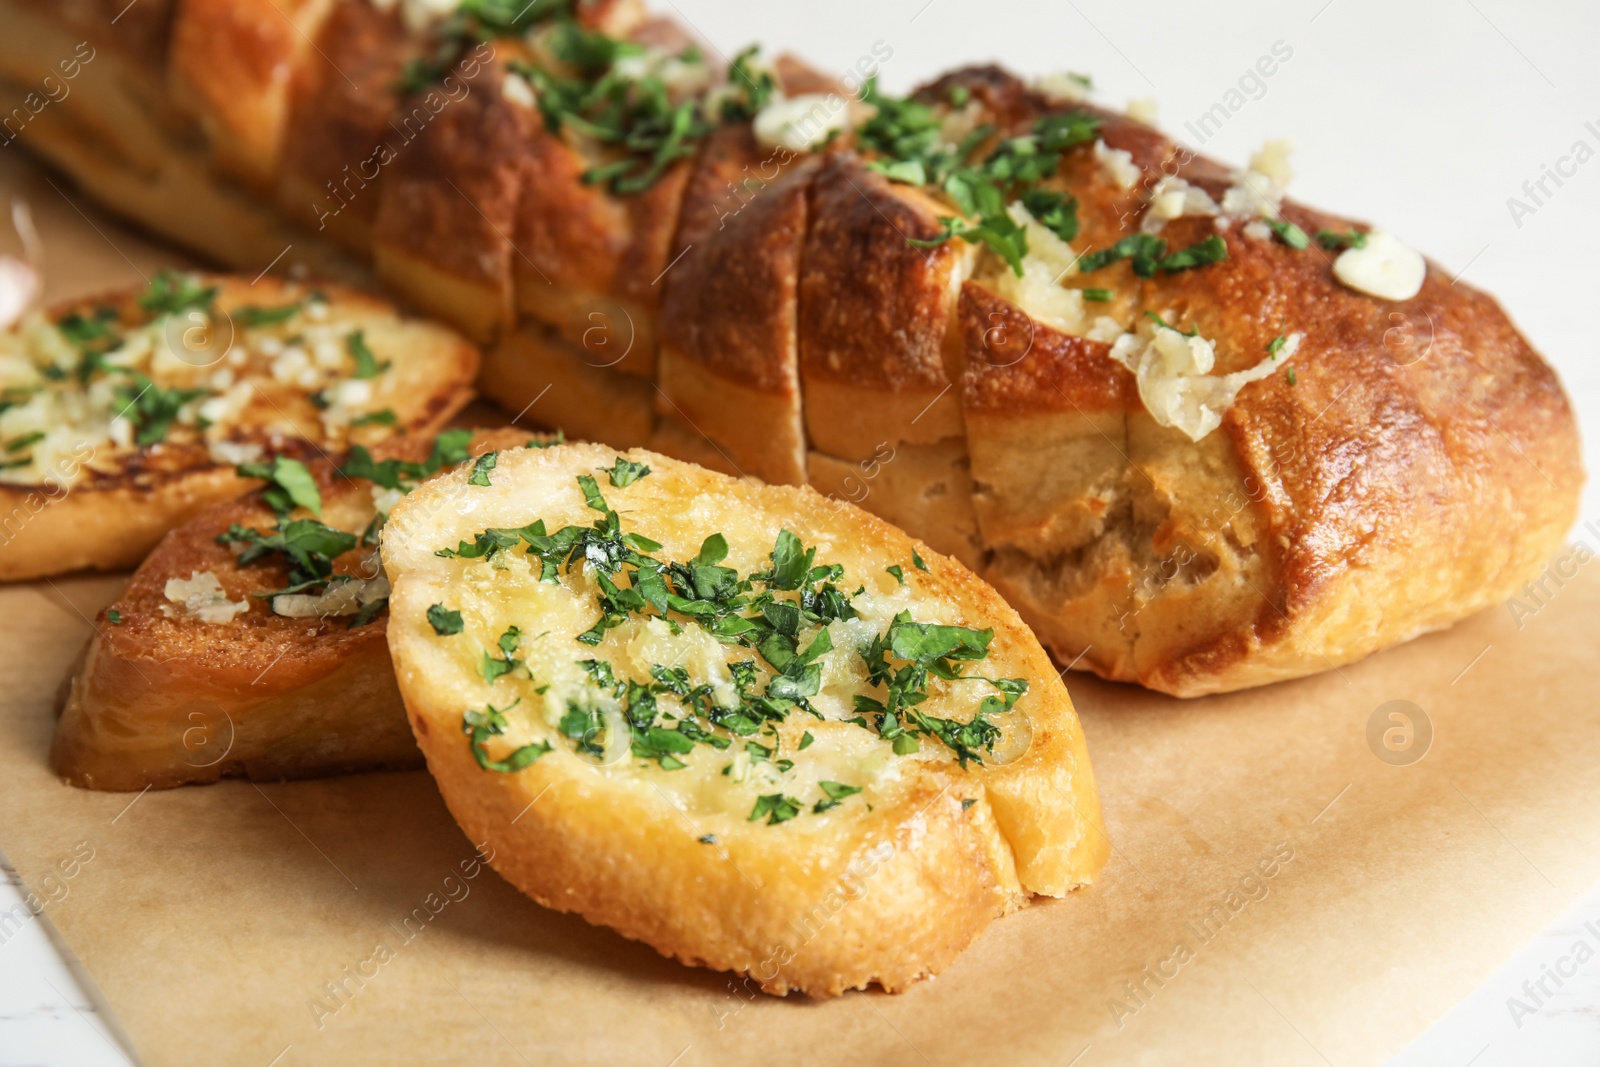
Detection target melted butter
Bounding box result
[401,451,1037,831]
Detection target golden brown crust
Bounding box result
[481,319,655,448]
[372,49,531,341]
[960,282,1130,415]
[277,0,417,249]
[1130,214,1583,694]
[655,127,816,484]
[50,427,534,791]
[799,152,971,451]
[168,0,339,188]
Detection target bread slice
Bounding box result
[51,427,537,791]
[0,272,477,580]
[382,442,1108,995]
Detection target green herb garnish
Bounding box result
[813,780,862,814]
[237,455,322,517]
[463,700,552,773]
[481,625,526,684]
[1078,233,1228,277]
[346,330,389,379]
[428,604,464,636]
[603,456,651,487]
[468,451,497,487]
[112,373,206,446]
[231,303,300,328]
[137,271,216,317]
[1315,228,1368,251]
[1266,218,1310,250]
[749,793,802,825]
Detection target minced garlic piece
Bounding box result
[162,570,249,623]
[272,575,390,619]
[752,94,850,153]
[1093,139,1140,190]
[1333,231,1426,301]
[1109,319,1301,441]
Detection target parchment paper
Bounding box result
[4,148,1599,1067]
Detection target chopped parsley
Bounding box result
[395,0,570,93]
[481,626,526,683]
[720,45,777,121]
[1078,233,1228,277]
[602,456,651,487]
[813,780,862,814]
[339,428,473,491]
[1266,334,1288,358]
[211,429,481,626]
[873,85,1101,275]
[231,303,300,328]
[1286,367,1298,385]
[1265,218,1310,250]
[749,793,802,825]
[349,597,388,628]
[468,451,497,487]
[346,330,389,379]
[57,308,117,345]
[507,18,735,196]
[799,730,815,750]
[886,564,905,585]
[1315,228,1368,251]
[219,517,356,592]
[1082,288,1113,302]
[237,455,322,517]
[58,307,122,382]
[427,604,464,636]
[912,550,929,572]
[463,701,552,773]
[107,608,122,625]
[137,271,216,317]
[350,409,396,427]
[5,431,44,454]
[112,374,206,446]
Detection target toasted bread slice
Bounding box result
[52,427,539,791]
[0,272,477,580]
[382,442,1108,996]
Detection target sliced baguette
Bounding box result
[0,272,477,580]
[8,2,1579,696]
[382,442,1108,995]
[52,427,538,791]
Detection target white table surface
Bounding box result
[3,0,1599,1063]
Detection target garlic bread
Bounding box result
[6,1,1581,695]
[0,272,476,580]
[52,427,542,791]
[382,442,1108,996]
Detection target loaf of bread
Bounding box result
[0,271,476,579]
[382,440,1107,994]
[52,426,535,790]
[2,0,1580,694]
